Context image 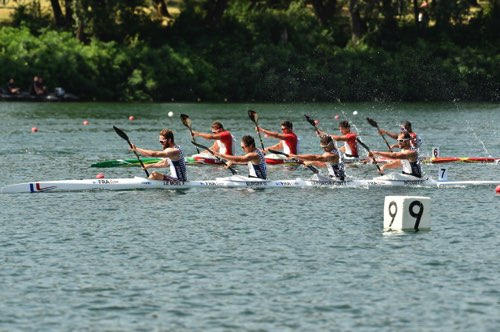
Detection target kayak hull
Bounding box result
[3,173,500,193]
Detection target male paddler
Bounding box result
[214,135,267,179]
[130,129,187,182]
[255,120,299,154]
[319,120,359,159]
[369,132,422,178]
[191,121,236,155]
[378,120,421,152]
[289,135,345,181]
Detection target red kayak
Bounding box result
[424,157,500,164]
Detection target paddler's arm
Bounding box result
[289,153,326,162]
[330,134,348,142]
[263,141,283,153]
[144,159,169,169]
[215,151,257,164]
[256,127,288,140]
[378,129,398,139]
[192,131,223,140]
[130,144,177,159]
[371,150,413,160]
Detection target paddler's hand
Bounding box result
[255,126,262,133]
[191,130,199,137]
[129,144,138,152]
[378,129,386,135]
[224,161,234,169]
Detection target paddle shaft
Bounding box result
[248,111,266,150]
[180,114,200,153]
[268,149,319,174]
[113,126,150,177]
[304,114,321,135]
[356,138,382,173]
[367,118,393,152]
[191,141,237,175]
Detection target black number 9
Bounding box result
[388,201,398,227]
[409,200,424,231]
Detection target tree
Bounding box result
[308,0,338,25]
[49,0,65,27]
[349,0,366,43]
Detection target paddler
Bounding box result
[378,120,421,152]
[369,132,422,178]
[214,135,267,179]
[129,129,187,182]
[191,121,236,155]
[289,135,345,181]
[319,120,359,159]
[255,120,299,154]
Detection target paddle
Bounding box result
[366,117,393,152]
[180,114,200,153]
[191,141,237,175]
[304,114,322,136]
[356,138,382,174]
[247,110,266,150]
[268,149,319,174]
[113,126,150,177]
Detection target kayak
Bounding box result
[3,173,500,194]
[423,157,500,164]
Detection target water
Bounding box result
[1,102,499,331]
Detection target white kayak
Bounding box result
[2,173,500,194]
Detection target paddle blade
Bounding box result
[113,126,129,141]
[248,110,258,123]
[180,114,192,128]
[304,114,316,127]
[366,117,379,128]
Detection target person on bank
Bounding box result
[369,132,422,178]
[214,135,267,179]
[378,120,421,152]
[191,121,235,155]
[129,129,187,182]
[6,78,20,94]
[30,76,47,96]
[255,120,299,154]
[289,135,345,181]
[320,120,359,159]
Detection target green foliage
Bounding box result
[0,0,498,102]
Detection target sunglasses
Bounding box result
[397,139,409,143]
[281,127,287,131]
[241,145,246,149]
[159,139,168,144]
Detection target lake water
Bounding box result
[1,102,499,331]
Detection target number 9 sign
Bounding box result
[384,196,431,231]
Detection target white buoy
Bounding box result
[384,196,431,231]
[353,111,358,115]
[168,111,174,117]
